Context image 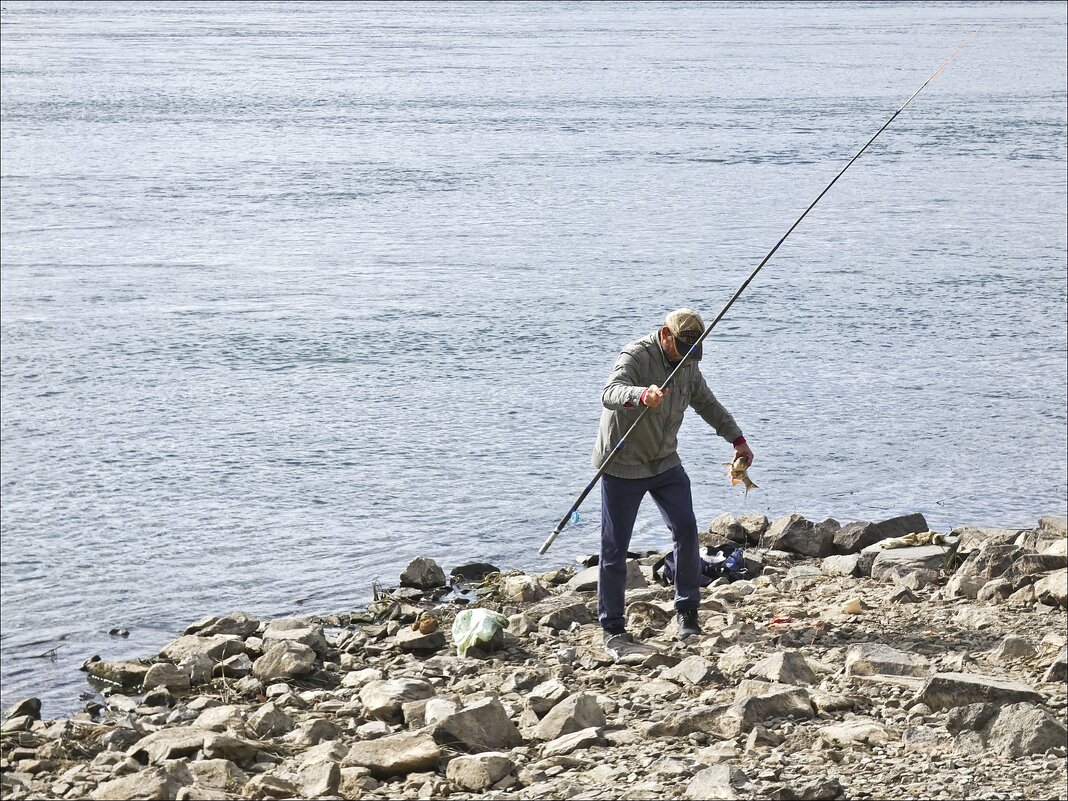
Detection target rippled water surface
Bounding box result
[2,1,1066,715]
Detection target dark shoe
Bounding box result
[677,609,702,639]
[603,631,659,663]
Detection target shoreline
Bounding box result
[1,512,1066,801]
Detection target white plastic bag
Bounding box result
[451,608,509,658]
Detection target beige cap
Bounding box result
[664,308,705,339]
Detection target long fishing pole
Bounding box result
[539,31,979,557]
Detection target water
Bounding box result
[2,1,1065,717]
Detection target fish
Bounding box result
[724,457,758,495]
[412,612,439,635]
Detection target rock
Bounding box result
[1033,568,1068,608]
[192,704,246,732]
[765,514,832,558]
[952,544,1028,591]
[845,643,932,678]
[83,659,151,688]
[214,652,253,678]
[1001,554,1068,590]
[721,681,814,735]
[945,703,999,734]
[643,706,727,738]
[243,773,299,798]
[533,693,606,741]
[158,635,244,663]
[261,618,329,657]
[424,698,460,726]
[987,703,1068,758]
[178,653,214,686]
[541,726,604,758]
[888,586,919,603]
[1042,646,1067,683]
[187,759,248,790]
[247,702,294,738]
[989,636,1037,663]
[976,578,1014,603]
[128,727,205,764]
[450,562,500,582]
[499,574,551,603]
[344,731,441,777]
[566,560,645,592]
[400,556,447,589]
[432,696,524,752]
[142,663,190,692]
[4,698,41,722]
[184,611,259,638]
[747,651,817,685]
[686,764,751,800]
[1038,516,1067,538]
[395,626,446,653]
[91,764,193,800]
[869,545,952,587]
[285,717,339,747]
[201,733,260,764]
[916,672,1044,710]
[705,513,748,544]
[818,718,895,746]
[834,513,929,554]
[821,554,862,577]
[527,679,570,716]
[833,521,880,554]
[300,762,341,797]
[664,655,720,686]
[445,752,514,791]
[361,678,436,724]
[251,640,316,681]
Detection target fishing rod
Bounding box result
[539,31,979,557]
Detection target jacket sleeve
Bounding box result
[690,370,743,443]
[601,347,647,410]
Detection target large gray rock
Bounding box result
[541,726,604,758]
[247,702,294,738]
[184,611,260,638]
[1038,516,1067,538]
[821,554,862,577]
[526,679,569,717]
[158,635,245,663]
[251,640,316,681]
[664,655,720,686]
[765,514,833,558]
[747,651,817,685]
[360,678,436,724]
[685,764,752,800]
[432,696,524,752]
[1033,568,1068,608]
[128,727,206,764]
[533,693,606,741]
[916,672,1044,710]
[91,764,193,800]
[499,575,551,602]
[83,659,151,688]
[869,545,952,588]
[343,730,441,777]
[395,627,446,654]
[567,560,646,592]
[400,556,446,589]
[143,663,191,692]
[986,703,1068,758]
[1042,646,1067,683]
[817,718,895,746]
[723,680,814,735]
[644,705,730,738]
[202,733,261,764]
[261,618,330,657]
[834,513,929,554]
[845,643,932,678]
[187,759,248,791]
[445,752,514,792]
[1001,554,1068,591]
[952,544,1028,588]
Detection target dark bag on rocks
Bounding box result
[653,544,751,587]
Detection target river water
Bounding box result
[2,1,1065,716]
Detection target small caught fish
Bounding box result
[412,612,439,635]
[724,457,758,495]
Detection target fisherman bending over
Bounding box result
[593,308,753,661]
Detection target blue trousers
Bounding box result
[598,464,700,632]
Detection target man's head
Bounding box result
[661,307,705,363]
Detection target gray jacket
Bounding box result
[592,331,743,479]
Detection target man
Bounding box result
[593,308,754,661]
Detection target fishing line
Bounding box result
[539,31,979,556]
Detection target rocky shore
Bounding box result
[2,512,1066,801]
